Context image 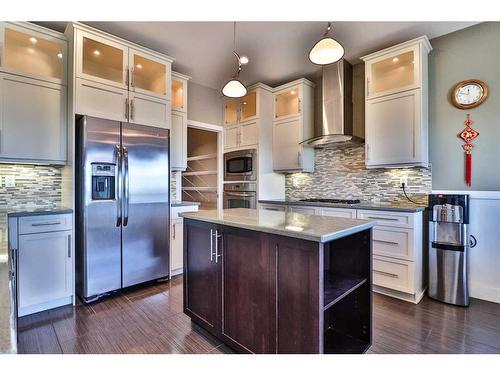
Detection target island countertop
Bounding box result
[180,208,376,243]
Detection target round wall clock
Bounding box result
[451,79,489,109]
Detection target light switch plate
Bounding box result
[399,175,408,188]
[5,175,15,188]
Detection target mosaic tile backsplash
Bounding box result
[286,142,432,204]
[0,164,63,211]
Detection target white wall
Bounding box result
[433,190,500,304]
[187,82,222,125]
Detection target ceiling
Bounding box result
[40,21,478,89]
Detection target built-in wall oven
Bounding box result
[224,149,257,181]
[223,182,257,209]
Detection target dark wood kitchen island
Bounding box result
[180,208,375,354]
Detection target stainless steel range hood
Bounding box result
[301,59,353,147]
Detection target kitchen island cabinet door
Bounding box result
[183,219,221,336]
[221,227,273,353]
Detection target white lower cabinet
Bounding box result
[170,218,184,276]
[258,202,425,303]
[170,204,199,277]
[0,73,67,163]
[11,213,74,317]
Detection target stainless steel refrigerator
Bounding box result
[76,116,169,303]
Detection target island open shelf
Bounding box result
[322,229,372,353]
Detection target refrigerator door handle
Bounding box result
[123,145,130,227]
[115,144,122,227]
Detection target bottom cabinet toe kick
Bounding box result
[180,208,376,354]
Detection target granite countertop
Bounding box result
[0,206,73,354]
[171,201,201,207]
[259,199,427,213]
[180,208,376,243]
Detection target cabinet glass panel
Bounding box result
[172,79,184,110]
[133,54,166,96]
[371,50,415,94]
[4,28,64,79]
[224,99,239,125]
[275,87,299,119]
[240,91,257,121]
[82,37,124,84]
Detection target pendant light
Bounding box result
[309,22,344,65]
[222,22,248,98]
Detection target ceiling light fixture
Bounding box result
[222,22,247,98]
[93,50,101,56]
[308,22,344,65]
[57,52,63,59]
[29,37,37,44]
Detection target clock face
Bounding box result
[455,84,483,105]
[451,79,488,109]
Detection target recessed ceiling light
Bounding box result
[290,90,296,95]
[392,57,399,63]
[57,52,63,59]
[93,50,101,56]
[29,37,37,44]
[136,64,143,69]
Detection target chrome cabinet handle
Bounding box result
[123,146,129,226]
[366,77,370,96]
[125,67,129,87]
[373,239,399,245]
[367,216,399,221]
[374,269,398,278]
[214,230,222,263]
[130,99,135,121]
[31,222,61,226]
[67,234,72,258]
[125,98,129,120]
[298,97,302,113]
[210,229,214,262]
[115,144,122,227]
[130,67,135,87]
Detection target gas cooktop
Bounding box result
[299,198,361,205]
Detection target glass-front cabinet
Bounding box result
[223,90,258,125]
[171,72,189,112]
[274,85,300,120]
[0,22,66,83]
[130,49,170,99]
[365,44,420,99]
[77,30,128,89]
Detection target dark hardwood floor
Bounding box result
[17,276,500,354]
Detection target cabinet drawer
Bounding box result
[288,205,318,215]
[259,204,286,212]
[373,256,413,294]
[357,209,414,228]
[319,207,356,219]
[19,214,72,234]
[373,227,413,261]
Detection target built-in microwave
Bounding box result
[224,149,257,181]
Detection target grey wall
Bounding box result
[187,82,223,125]
[429,22,500,190]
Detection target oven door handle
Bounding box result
[224,192,255,197]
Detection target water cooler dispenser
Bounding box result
[428,194,476,306]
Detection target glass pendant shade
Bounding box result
[309,37,345,65]
[222,78,247,98]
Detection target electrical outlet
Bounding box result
[4,175,15,188]
[399,176,408,188]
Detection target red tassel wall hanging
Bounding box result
[458,114,479,187]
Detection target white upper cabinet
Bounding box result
[129,48,171,100]
[272,79,315,173]
[69,23,174,128]
[76,29,128,89]
[0,22,67,164]
[223,90,258,126]
[0,22,67,84]
[171,71,190,170]
[362,36,431,168]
